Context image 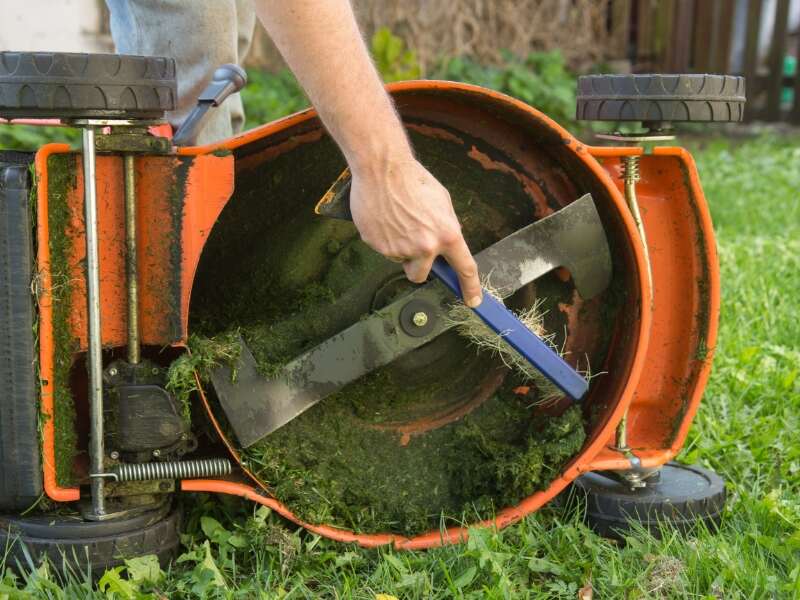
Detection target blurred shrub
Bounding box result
[371,27,421,82]
[433,50,577,126]
[240,68,308,130]
[239,47,578,131]
[0,124,78,151]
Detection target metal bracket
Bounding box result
[595,132,676,144]
[94,132,171,154]
[79,496,170,522]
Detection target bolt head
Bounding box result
[108,367,118,377]
[152,449,161,458]
[109,450,120,460]
[412,311,429,327]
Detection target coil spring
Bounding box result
[113,458,232,482]
[622,155,641,183]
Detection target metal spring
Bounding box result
[112,458,232,482]
[622,155,641,183]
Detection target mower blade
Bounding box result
[211,284,452,448]
[474,194,611,300]
[319,179,609,299]
[211,194,611,447]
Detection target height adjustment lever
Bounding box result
[172,63,247,146]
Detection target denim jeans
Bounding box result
[105,0,255,145]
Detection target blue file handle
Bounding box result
[430,257,588,400]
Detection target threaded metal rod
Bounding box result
[616,154,653,454]
[82,127,106,517]
[622,155,653,296]
[124,154,140,364]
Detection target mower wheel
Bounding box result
[0,52,176,120]
[0,503,182,575]
[570,462,726,539]
[576,74,745,123]
[0,157,42,512]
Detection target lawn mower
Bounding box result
[0,51,745,571]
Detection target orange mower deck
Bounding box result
[35,81,718,548]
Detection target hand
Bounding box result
[349,156,483,308]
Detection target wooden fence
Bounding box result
[625,0,799,123]
[244,0,800,124]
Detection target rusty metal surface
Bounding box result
[94,131,172,154]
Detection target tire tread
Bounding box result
[0,52,177,119]
[0,157,41,511]
[571,462,726,539]
[576,74,745,123]
[0,506,182,573]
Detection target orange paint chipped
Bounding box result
[406,122,465,144]
[234,128,325,173]
[364,368,506,441]
[554,267,571,282]
[467,145,553,218]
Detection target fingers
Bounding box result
[403,255,435,284]
[395,234,482,309]
[347,158,481,304]
[442,237,482,308]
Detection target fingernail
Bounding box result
[467,295,483,308]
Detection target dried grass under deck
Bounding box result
[446,288,588,406]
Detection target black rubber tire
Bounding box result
[576,74,745,123]
[570,462,726,539]
[0,155,42,512]
[0,51,177,120]
[0,504,182,575]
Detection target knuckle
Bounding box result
[417,238,438,256]
[459,263,479,280]
[440,228,461,247]
[404,267,426,283]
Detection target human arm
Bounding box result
[254,0,482,307]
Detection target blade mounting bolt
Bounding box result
[412,311,429,327]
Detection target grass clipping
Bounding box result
[446,290,570,405]
[166,331,242,422]
[174,289,587,535]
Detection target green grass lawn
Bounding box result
[2,136,798,599]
